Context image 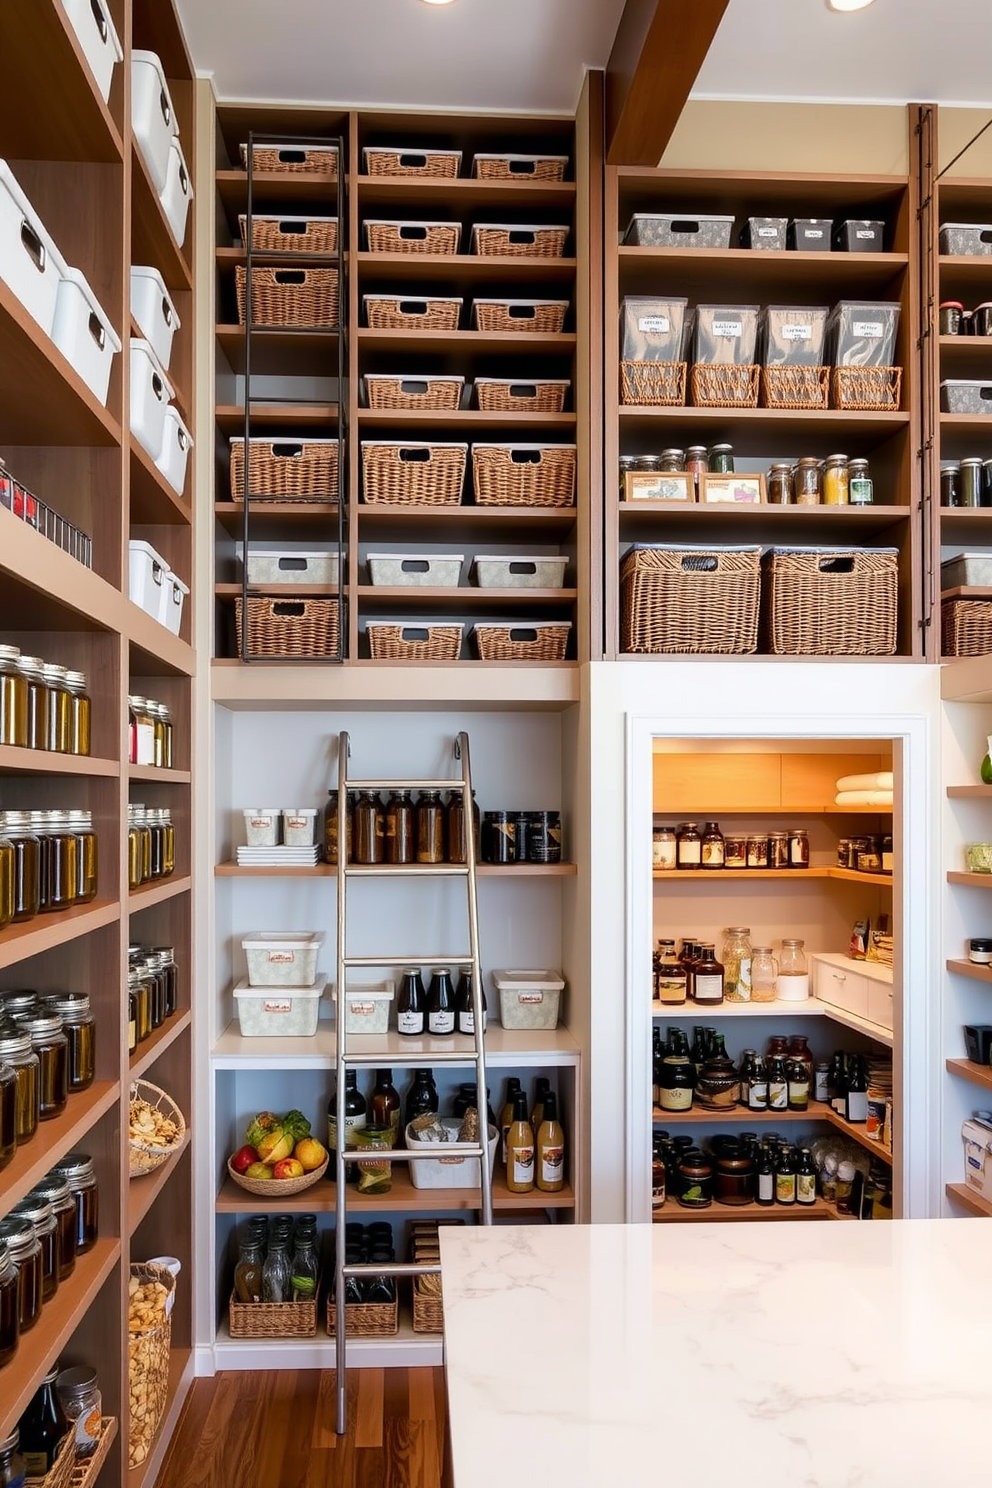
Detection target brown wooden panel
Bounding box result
[653,752,781,812]
[780,752,890,810]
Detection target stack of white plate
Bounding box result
[236,845,322,867]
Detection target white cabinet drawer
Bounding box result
[813,959,870,1017]
[867,980,894,1032]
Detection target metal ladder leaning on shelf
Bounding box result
[333,729,493,1433]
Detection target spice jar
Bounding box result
[0,1063,15,1171]
[0,1216,42,1333]
[415,790,445,864]
[684,445,709,495]
[0,1245,19,1367]
[788,827,810,869]
[939,300,964,335]
[941,461,961,507]
[23,1015,68,1121]
[41,663,71,753]
[0,1031,39,1145]
[676,1148,713,1208]
[0,829,12,931]
[51,1153,98,1254]
[652,825,677,870]
[61,670,91,757]
[659,449,685,472]
[676,821,702,869]
[746,834,769,869]
[0,645,27,748]
[793,457,822,505]
[11,1196,58,1302]
[16,656,49,751]
[724,834,747,869]
[708,443,734,473]
[700,821,725,869]
[848,457,873,505]
[36,811,76,909]
[822,454,849,506]
[55,1366,102,1460]
[767,462,792,505]
[960,456,983,508]
[29,1177,76,1282]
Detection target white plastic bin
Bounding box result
[331,980,396,1035]
[367,554,463,587]
[129,338,174,459]
[282,808,318,846]
[406,1120,498,1189]
[51,268,121,405]
[159,135,193,248]
[131,51,177,192]
[241,549,339,587]
[233,975,327,1037]
[159,569,189,636]
[473,555,567,589]
[242,932,324,987]
[62,0,123,104]
[243,809,280,847]
[492,968,564,1029]
[130,266,180,371]
[155,405,193,495]
[0,160,67,335]
[128,539,167,619]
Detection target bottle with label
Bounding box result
[18,1366,68,1474]
[499,1077,522,1163]
[813,1060,830,1103]
[828,1049,847,1108]
[767,1056,788,1111]
[535,1091,565,1192]
[756,1145,775,1205]
[786,1034,814,1090]
[675,822,702,869]
[658,1029,695,1112]
[692,944,725,1004]
[787,1060,810,1111]
[694,1032,740,1110]
[505,1092,535,1193]
[796,1147,817,1206]
[384,789,415,865]
[416,790,445,864]
[747,1058,769,1112]
[426,968,455,1036]
[652,1028,664,1108]
[651,1136,667,1210]
[396,968,426,1037]
[455,970,486,1036]
[775,1146,797,1204]
[327,1070,367,1182]
[722,926,752,1001]
[845,1055,869,1123]
[370,1070,400,1133]
[689,1025,709,1078]
[655,939,687,1005]
[404,1069,439,1127]
[680,940,699,998]
[700,821,725,869]
[652,825,677,871]
[530,1077,552,1135]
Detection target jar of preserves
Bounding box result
[0,829,12,931]
[618,454,637,495]
[0,1245,18,1368]
[0,1216,42,1332]
[713,1142,756,1206]
[353,790,384,864]
[941,460,961,507]
[16,656,49,751]
[787,827,810,869]
[652,824,677,870]
[41,663,71,754]
[822,454,849,506]
[848,457,873,505]
[768,830,789,870]
[960,456,983,508]
[382,789,414,864]
[55,1365,102,1460]
[708,443,734,474]
[51,1153,98,1254]
[159,807,175,877]
[67,810,97,903]
[793,457,821,505]
[684,445,708,495]
[0,1063,15,1171]
[939,300,964,335]
[42,811,78,908]
[323,789,352,865]
[128,967,152,1043]
[746,834,769,869]
[61,670,91,757]
[676,821,702,870]
[11,1196,58,1302]
[654,940,687,1005]
[42,995,94,1092]
[23,1015,68,1121]
[29,1177,76,1282]
[482,810,514,864]
[700,820,725,869]
[676,1147,713,1208]
[447,789,480,864]
[0,645,27,748]
[526,809,561,864]
[722,926,752,1002]
[658,449,685,472]
[0,1031,39,1145]
[776,938,810,1001]
[415,790,445,864]
[766,462,792,505]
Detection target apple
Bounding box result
[230,1144,258,1175]
[294,1137,327,1172]
[256,1127,294,1166]
[273,1157,305,1180]
[244,1161,272,1180]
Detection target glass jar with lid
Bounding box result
[23,1015,68,1121]
[353,790,384,864]
[415,790,445,864]
[16,656,49,751]
[618,454,637,495]
[0,1429,26,1484]
[776,939,810,1001]
[51,1153,98,1254]
[41,663,71,753]
[0,1215,42,1333]
[42,811,78,909]
[750,946,779,1002]
[11,1195,58,1302]
[658,449,685,472]
[148,700,166,767]
[129,697,156,766]
[3,811,40,922]
[724,833,747,869]
[0,1246,18,1369]
[55,1365,102,1460]
[0,1063,15,1171]
[2,991,38,1021]
[788,827,810,869]
[67,810,97,903]
[0,644,27,748]
[0,1031,39,1145]
[29,1176,76,1282]
[708,443,734,474]
[822,454,850,506]
[675,821,702,869]
[160,807,175,876]
[766,462,793,505]
[128,967,152,1044]
[42,994,95,1093]
[746,833,769,869]
[722,926,753,1002]
[150,945,178,1017]
[144,954,166,1029]
[63,670,91,756]
[768,830,790,870]
[960,457,983,508]
[700,821,725,869]
[384,789,415,864]
[848,458,873,505]
[940,460,961,507]
[793,457,822,505]
[685,445,709,494]
[0,827,12,931]
[652,824,677,871]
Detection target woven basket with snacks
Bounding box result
[129,1081,186,1178]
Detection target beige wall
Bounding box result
[661,100,910,175]
[938,105,992,177]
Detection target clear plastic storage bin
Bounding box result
[233,975,326,1037]
[242,932,324,987]
[939,223,992,256]
[51,268,121,404]
[620,296,688,362]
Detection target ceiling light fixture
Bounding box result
[420,0,458,6]
[826,0,877,11]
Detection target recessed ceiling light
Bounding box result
[826,0,877,10]
[420,0,458,6]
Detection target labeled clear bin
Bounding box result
[242,809,280,847]
[282,808,318,846]
[759,306,829,368]
[242,932,324,987]
[693,305,760,365]
[233,975,326,1037]
[492,968,564,1029]
[826,301,901,367]
[620,296,688,362]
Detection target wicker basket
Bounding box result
[229,1286,319,1339]
[473,623,571,661]
[475,379,569,413]
[129,1080,186,1178]
[230,438,339,503]
[942,598,992,657]
[472,445,576,508]
[691,363,760,408]
[472,154,567,181]
[831,365,902,411]
[128,1263,175,1468]
[68,1420,115,1488]
[764,548,899,656]
[365,221,460,255]
[362,442,467,506]
[367,623,463,660]
[364,147,461,178]
[621,360,687,407]
[226,1155,329,1197]
[472,225,567,259]
[240,142,338,177]
[412,1281,444,1334]
[365,375,464,411]
[238,215,338,254]
[235,266,339,327]
[234,596,340,658]
[364,295,462,331]
[326,1295,399,1337]
[25,1431,75,1488]
[760,365,829,410]
[473,300,567,333]
[620,545,761,655]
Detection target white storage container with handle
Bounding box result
[159,569,189,636]
[241,932,324,988]
[159,135,193,248]
[233,975,327,1038]
[492,969,564,1029]
[130,265,180,370]
[155,405,193,496]
[131,50,177,193]
[0,160,67,335]
[128,538,167,620]
[129,337,174,459]
[51,268,121,405]
[62,0,123,105]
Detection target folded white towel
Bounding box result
[834,789,894,807]
[835,771,893,793]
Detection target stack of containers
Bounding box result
[128,538,189,636]
[235,933,326,1038]
[131,51,193,249]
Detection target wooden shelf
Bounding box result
[946,1182,992,1218]
[947,785,992,798]
[128,875,192,913]
[617,405,910,448]
[356,251,576,283]
[212,1020,581,1070]
[0,0,124,162]
[652,998,825,1019]
[0,898,119,970]
[653,1100,836,1125]
[0,745,119,778]
[937,334,992,366]
[216,168,339,214]
[216,583,336,600]
[947,1056,992,1091]
[652,866,892,886]
[216,1165,574,1214]
[0,513,123,634]
[129,1129,193,1235]
[938,253,992,286]
[215,860,576,878]
[618,503,911,543]
[618,246,908,296]
[947,958,992,984]
[210,660,580,708]
[131,142,192,292]
[0,1080,118,1214]
[357,505,576,540]
[216,325,341,377]
[941,654,992,704]
[213,501,340,537]
[947,871,992,888]
[819,1004,893,1048]
[215,402,338,434]
[130,1011,192,1081]
[128,765,192,785]
[653,1197,847,1221]
[355,585,577,608]
[357,175,576,209]
[129,437,192,526]
[0,281,121,448]
[358,328,576,355]
[940,413,992,435]
[614,166,909,212]
[356,409,576,431]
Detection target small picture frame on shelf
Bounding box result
[623,470,694,503]
[700,473,766,505]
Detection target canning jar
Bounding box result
[55,1365,102,1459]
[708,443,734,473]
[41,664,71,753]
[0,1031,39,1144]
[62,670,91,756]
[51,1153,98,1254]
[676,821,702,869]
[822,454,849,505]
[700,820,725,869]
[0,830,12,931]
[848,457,873,505]
[128,967,152,1044]
[0,645,27,748]
[939,300,964,335]
[746,834,769,869]
[750,946,778,1002]
[793,457,822,505]
[652,824,677,871]
[618,454,637,495]
[11,1196,58,1302]
[67,810,97,903]
[354,790,384,864]
[768,831,790,869]
[0,1063,15,1171]
[482,810,514,864]
[42,811,78,909]
[767,462,792,505]
[15,656,49,751]
[724,834,747,869]
[960,457,983,508]
[446,789,480,864]
[415,790,445,864]
[144,954,166,1029]
[776,939,809,1001]
[151,700,169,767]
[788,827,810,869]
[722,926,753,1002]
[23,1015,68,1121]
[151,946,178,1017]
[659,449,685,471]
[0,1216,42,1332]
[323,789,352,865]
[30,1177,76,1282]
[941,461,961,507]
[384,789,415,864]
[685,445,709,495]
[0,1245,18,1367]
[43,994,95,1092]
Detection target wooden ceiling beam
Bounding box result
[605,0,730,166]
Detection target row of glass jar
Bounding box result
[620,444,735,494]
[654,821,810,871]
[128,695,174,769]
[940,457,992,509]
[653,932,810,1005]
[0,810,98,932]
[0,1153,98,1369]
[324,788,479,866]
[127,944,179,1052]
[0,646,91,755]
[620,450,874,506]
[0,992,96,1164]
[127,804,175,888]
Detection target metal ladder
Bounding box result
[333,730,492,1433]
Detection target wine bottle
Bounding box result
[19,1367,68,1474]
[396,968,426,1037]
[404,1069,439,1127]
[845,1054,869,1123]
[426,967,455,1036]
[505,1092,535,1193]
[370,1069,400,1132]
[455,969,486,1036]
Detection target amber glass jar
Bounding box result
[11,1197,58,1302]
[41,995,94,1093]
[128,968,152,1044]
[63,670,91,757]
[2,811,40,922]
[415,790,445,864]
[16,656,49,751]
[384,790,415,864]
[151,946,178,1017]
[51,1153,98,1254]
[23,1016,68,1121]
[67,811,97,903]
[0,1216,43,1332]
[0,1031,39,1145]
[353,791,384,864]
[0,1063,16,1171]
[151,700,168,767]
[447,790,480,864]
[0,1243,18,1366]
[42,812,78,909]
[0,831,13,931]
[766,462,792,505]
[41,664,71,753]
[29,1177,76,1282]
[127,805,143,889]
[147,809,163,879]
[822,454,850,506]
[0,644,27,748]
[323,789,353,865]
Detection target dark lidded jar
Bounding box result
[51,1153,98,1254]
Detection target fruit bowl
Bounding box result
[226,1154,329,1197]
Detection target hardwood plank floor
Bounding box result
[155,1369,448,1488]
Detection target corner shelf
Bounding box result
[212,1021,581,1071]
[216,1166,574,1215]
[946,1182,992,1218]
[653,1197,848,1222]
[946,1056,992,1092]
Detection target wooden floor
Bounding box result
[155,1368,448,1488]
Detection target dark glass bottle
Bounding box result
[404,1069,439,1127]
[747,1058,769,1112]
[416,790,445,864]
[700,820,725,869]
[775,1145,797,1205]
[787,1059,810,1111]
[370,1069,400,1134]
[530,1076,552,1134]
[426,967,455,1037]
[354,791,384,864]
[447,789,480,864]
[384,790,414,865]
[326,1071,367,1181]
[767,1056,788,1111]
[396,968,426,1037]
[652,1027,664,1109]
[455,970,486,1036]
[658,1029,695,1113]
[500,1077,522,1163]
[796,1147,817,1206]
[829,1050,848,1113]
[692,945,724,1004]
[689,1026,709,1078]
[18,1365,68,1475]
[675,821,701,869]
[756,1145,775,1205]
[845,1055,869,1123]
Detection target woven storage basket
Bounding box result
[472,300,567,334]
[472,154,567,181]
[831,365,902,410]
[472,225,567,258]
[473,623,571,661]
[942,598,992,657]
[326,1295,399,1338]
[229,1286,319,1339]
[365,295,462,331]
[25,1430,75,1488]
[620,546,761,655]
[226,1155,329,1197]
[472,445,576,508]
[238,214,338,254]
[764,548,899,656]
[67,1419,114,1488]
[760,365,829,410]
[621,360,687,407]
[475,379,569,413]
[235,596,340,658]
[364,147,461,178]
[365,221,460,255]
[691,363,760,408]
[235,266,339,327]
[367,623,463,660]
[365,375,464,411]
[362,442,467,506]
[240,142,338,177]
[412,1281,444,1334]
[129,1080,186,1177]
[230,438,339,502]
[128,1263,175,1468]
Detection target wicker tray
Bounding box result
[25,1430,75,1488]
[472,154,567,181]
[229,1286,319,1339]
[230,438,339,503]
[367,623,463,660]
[226,1154,329,1197]
[362,442,467,506]
[472,225,567,258]
[240,143,338,177]
[472,445,576,508]
[238,214,338,254]
[235,266,339,327]
[475,378,569,413]
[620,545,761,655]
[365,221,460,255]
[364,295,463,331]
[760,365,829,410]
[473,623,571,661]
[364,147,461,178]
[942,597,992,657]
[764,548,898,656]
[235,596,340,658]
[473,300,567,333]
[365,375,464,411]
[621,360,687,407]
[326,1295,399,1337]
[691,363,760,408]
[69,1419,116,1488]
[412,1282,444,1334]
[831,365,902,411]
[129,1079,186,1178]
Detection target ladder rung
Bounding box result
[343,778,465,792]
[344,865,469,878]
[342,955,473,968]
[341,1049,486,1066]
[339,1145,486,1162]
[340,1261,441,1279]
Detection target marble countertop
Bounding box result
[439,1220,991,1488]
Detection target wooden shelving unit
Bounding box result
[946,1182,992,1217]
